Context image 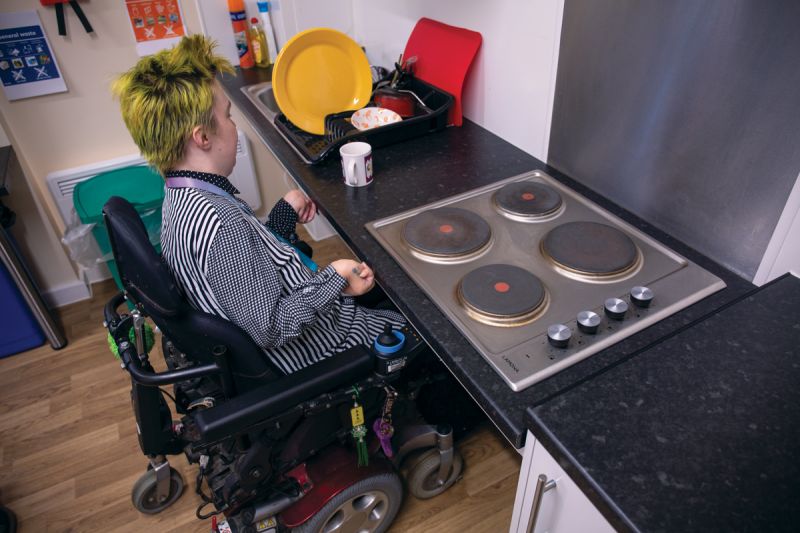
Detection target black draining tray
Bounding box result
[274,77,454,164]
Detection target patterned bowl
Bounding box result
[350,107,402,131]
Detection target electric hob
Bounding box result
[366,170,726,391]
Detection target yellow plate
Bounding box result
[272,28,372,135]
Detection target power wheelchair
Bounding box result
[101,196,464,532]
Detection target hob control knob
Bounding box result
[577,310,601,334]
[630,286,654,308]
[604,297,628,321]
[547,324,571,348]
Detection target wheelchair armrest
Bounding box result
[105,290,223,387]
[123,347,221,386]
[192,344,374,443]
[103,291,128,325]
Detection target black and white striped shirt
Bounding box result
[160,170,405,375]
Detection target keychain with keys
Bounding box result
[373,386,398,458]
[350,386,369,466]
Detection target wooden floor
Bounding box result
[0,230,520,532]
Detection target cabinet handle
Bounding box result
[525,474,557,533]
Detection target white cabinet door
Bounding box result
[511,431,615,533]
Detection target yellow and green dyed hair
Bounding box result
[112,35,234,174]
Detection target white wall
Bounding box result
[355,0,564,162]
[263,0,564,162]
[194,0,356,65]
[269,0,355,46]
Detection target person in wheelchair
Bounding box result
[104,34,465,533]
[112,35,405,375]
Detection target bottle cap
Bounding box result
[251,17,259,24]
[257,1,270,13]
[227,0,245,11]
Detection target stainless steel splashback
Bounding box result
[548,0,800,280]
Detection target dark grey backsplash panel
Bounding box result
[548,0,800,280]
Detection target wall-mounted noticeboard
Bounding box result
[0,10,67,101]
[125,0,186,56]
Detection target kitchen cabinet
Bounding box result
[510,430,613,533]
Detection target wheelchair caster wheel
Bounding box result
[406,448,463,500]
[293,472,403,533]
[131,467,184,514]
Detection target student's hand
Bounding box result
[331,259,375,296]
[283,189,317,224]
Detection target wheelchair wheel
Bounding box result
[131,467,184,514]
[406,448,463,500]
[293,471,402,533]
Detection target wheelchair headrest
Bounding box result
[103,196,183,315]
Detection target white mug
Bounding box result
[340,142,373,187]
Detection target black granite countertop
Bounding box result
[221,68,754,449]
[529,274,800,532]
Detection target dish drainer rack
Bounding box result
[274,77,454,164]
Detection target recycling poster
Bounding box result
[125,0,186,57]
[0,10,67,101]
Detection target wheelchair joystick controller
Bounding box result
[376,324,403,350]
[373,323,424,375]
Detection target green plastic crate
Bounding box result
[73,165,164,290]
